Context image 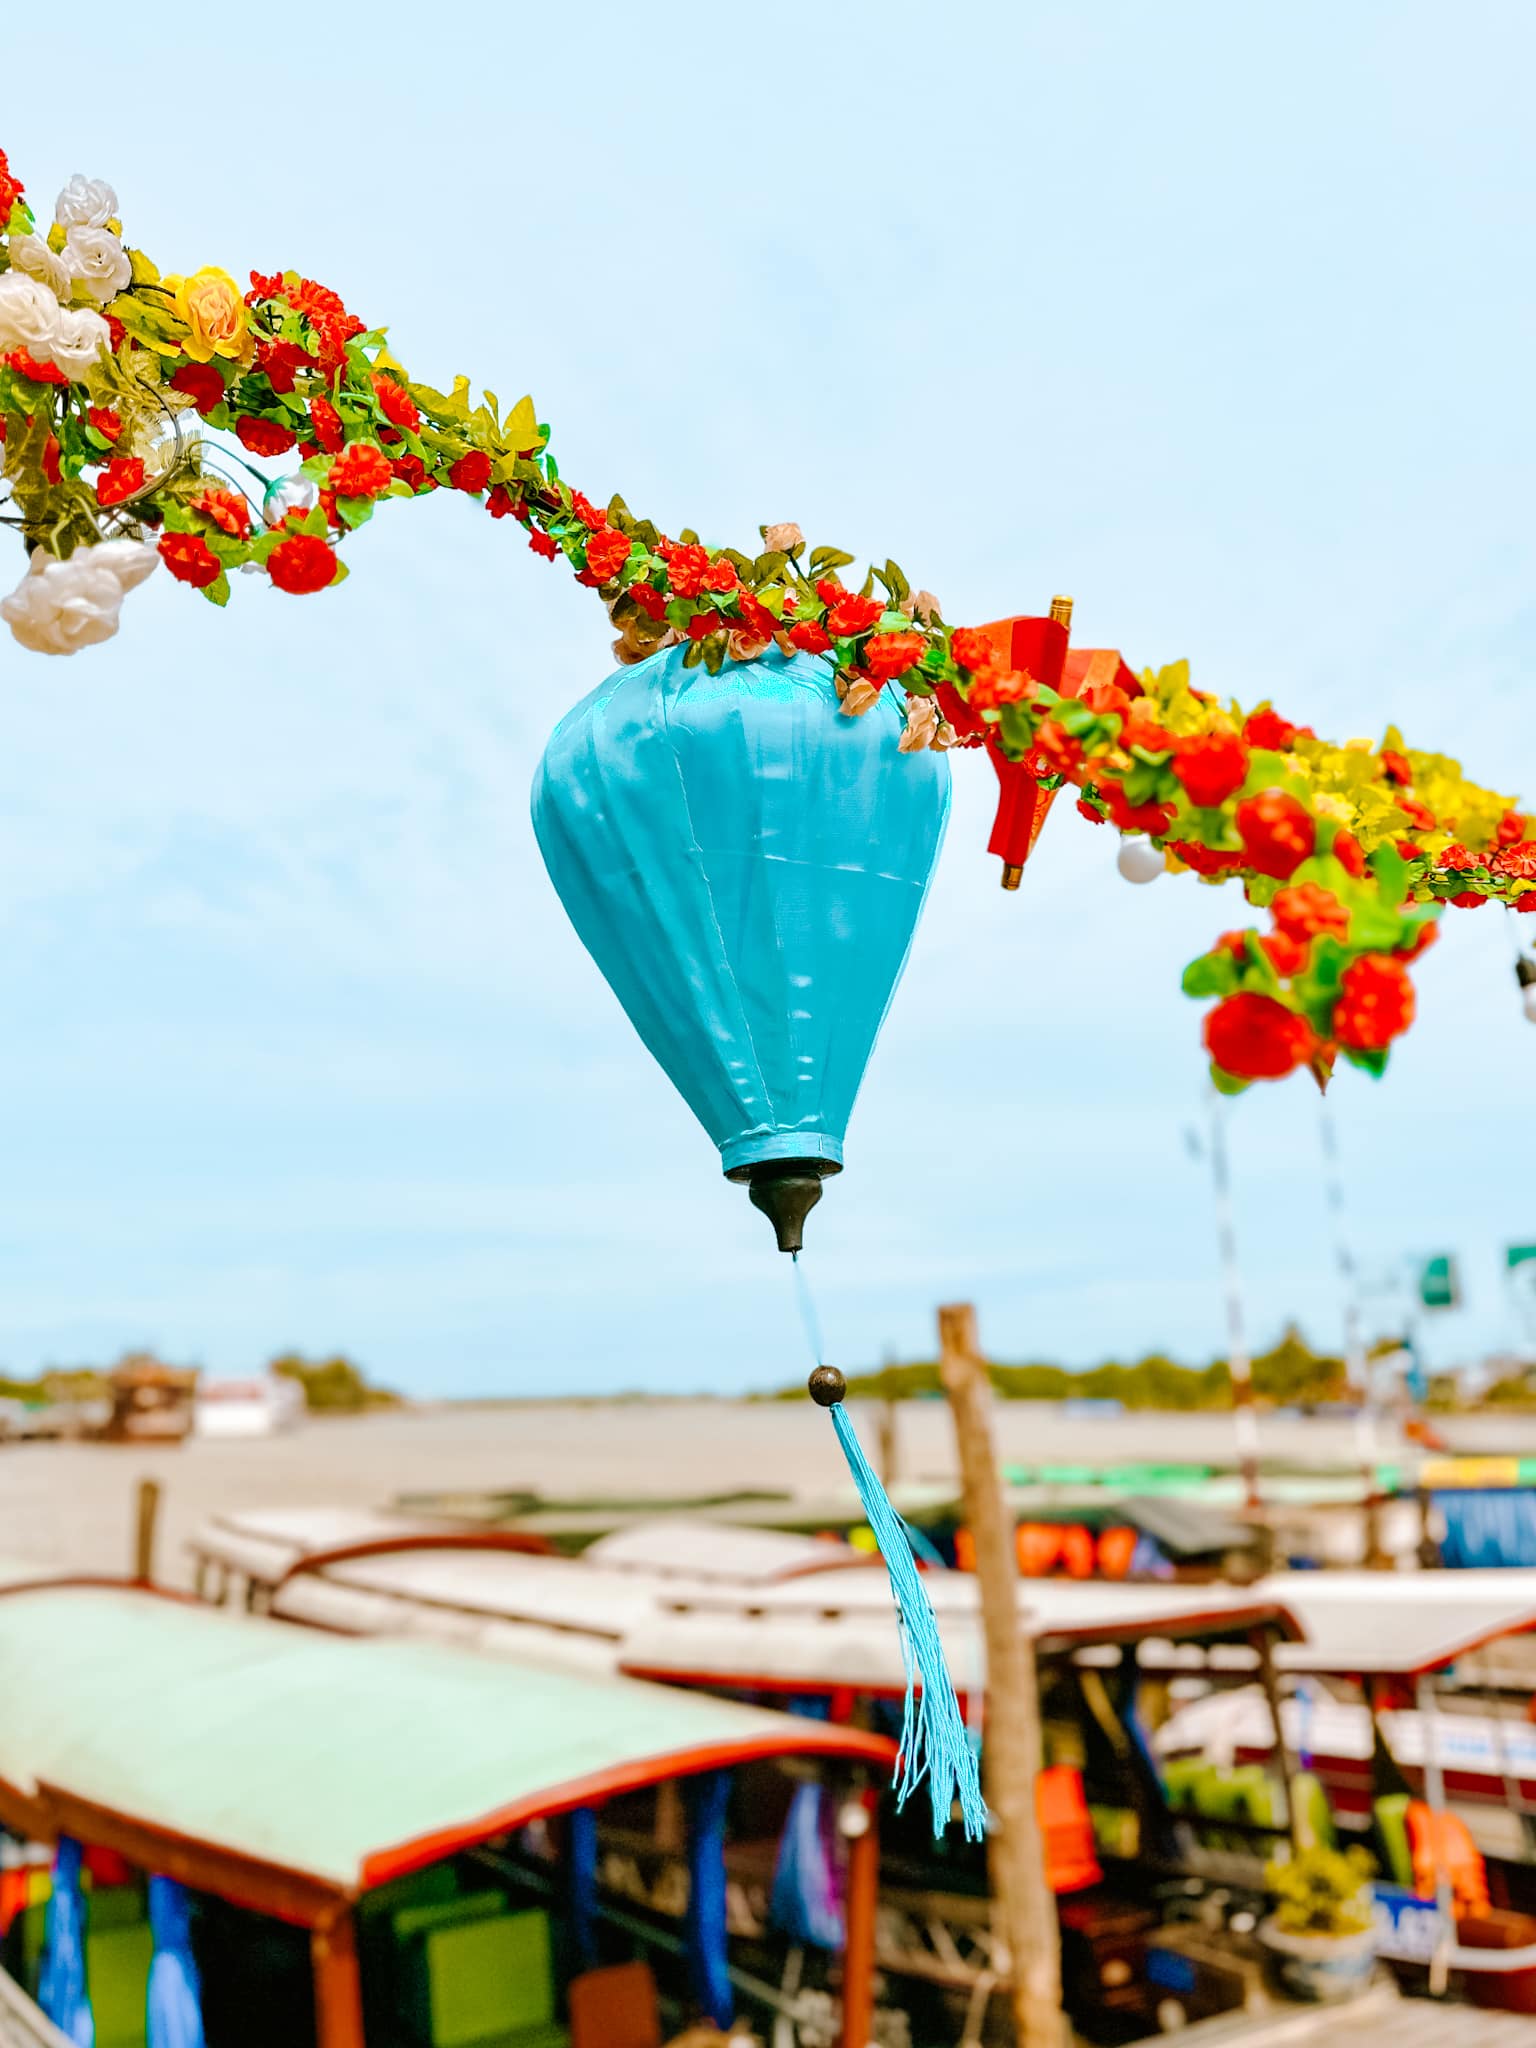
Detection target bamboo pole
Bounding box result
[937,1302,1063,2048]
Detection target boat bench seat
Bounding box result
[403,1905,570,2048]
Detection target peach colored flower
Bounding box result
[762,522,803,553]
[898,696,940,752]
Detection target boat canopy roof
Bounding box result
[581,1518,868,1583]
[620,1568,1299,1696]
[1263,1571,1536,1676]
[0,1585,895,1919]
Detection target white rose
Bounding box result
[54,175,119,230]
[49,304,111,380]
[63,225,131,304]
[1,542,158,656]
[0,271,63,358]
[9,232,70,300]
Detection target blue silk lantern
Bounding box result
[533,640,984,1840]
[531,642,949,1247]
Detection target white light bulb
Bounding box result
[1117,839,1165,885]
[262,474,318,526]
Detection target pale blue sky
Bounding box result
[2,3,1534,1394]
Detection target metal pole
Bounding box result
[1415,1673,1455,1998]
[1207,1089,1260,1509]
[1319,1105,1384,1565]
[938,1303,1063,2048]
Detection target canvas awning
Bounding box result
[620,1567,1299,1697]
[1260,1570,1536,1676]
[0,1584,895,1922]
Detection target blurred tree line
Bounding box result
[776,1324,1355,1409]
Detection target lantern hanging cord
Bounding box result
[793,1254,986,1841]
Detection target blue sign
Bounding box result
[1372,1883,1449,1963]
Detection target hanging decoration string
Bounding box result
[795,1254,986,1840]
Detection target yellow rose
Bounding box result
[163,267,251,364]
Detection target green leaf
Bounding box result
[201,570,231,608]
[336,495,375,529]
[809,546,854,573]
[1341,1045,1389,1077]
[1210,1063,1252,1097]
[1182,953,1241,999]
[1367,841,1410,907]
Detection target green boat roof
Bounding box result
[0,1584,894,1905]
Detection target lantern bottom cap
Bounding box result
[721,1132,843,1179]
[743,1160,832,1255]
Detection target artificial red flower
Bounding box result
[310,310,366,379]
[372,372,420,434]
[685,612,719,642]
[1101,784,1176,835]
[1517,895,1536,915]
[529,529,559,560]
[266,533,338,595]
[628,581,668,622]
[949,626,997,672]
[1032,720,1084,779]
[6,350,67,386]
[1235,788,1316,879]
[236,416,298,457]
[94,456,145,509]
[1242,707,1299,751]
[41,435,60,486]
[1332,829,1366,878]
[702,556,738,594]
[789,620,832,655]
[248,269,285,301]
[967,664,1031,711]
[157,531,222,588]
[1120,701,1174,754]
[448,450,492,495]
[485,485,517,520]
[735,590,777,639]
[825,592,884,638]
[1271,883,1350,942]
[1492,841,1536,881]
[193,487,251,539]
[664,544,711,599]
[1261,931,1309,977]
[1173,731,1250,808]
[87,407,122,444]
[1077,797,1105,823]
[584,527,633,582]
[289,278,347,320]
[0,148,25,220]
[308,397,344,454]
[1081,678,1132,719]
[1380,749,1413,786]
[814,576,847,605]
[863,631,927,682]
[1401,921,1440,957]
[1438,841,1487,871]
[170,362,227,416]
[391,453,429,493]
[1168,839,1242,876]
[256,338,312,396]
[328,442,393,499]
[1332,954,1415,1051]
[1497,811,1528,847]
[1397,795,1435,831]
[570,492,606,532]
[1448,890,1487,909]
[1204,991,1317,1080]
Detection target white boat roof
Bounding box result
[582,1518,871,1583]
[1259,1571,1536,1677]
[619,1569,1298,1697]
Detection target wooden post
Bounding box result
[839,1790,879,2048]
[132,1478,161,1586]
[312,1909,366,2048]
[937,1303,1063,2048]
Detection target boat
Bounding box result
[0,1565,897,2048]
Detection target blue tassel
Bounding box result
[794,1256,985,1839]
[824,1398,987,1840]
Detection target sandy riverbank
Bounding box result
[1,1399,1527,1588]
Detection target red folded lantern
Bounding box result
[935,601,1141,889]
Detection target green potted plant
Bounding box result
[1260,1845,1378,2002]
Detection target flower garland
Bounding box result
[1,145,1531,1095]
